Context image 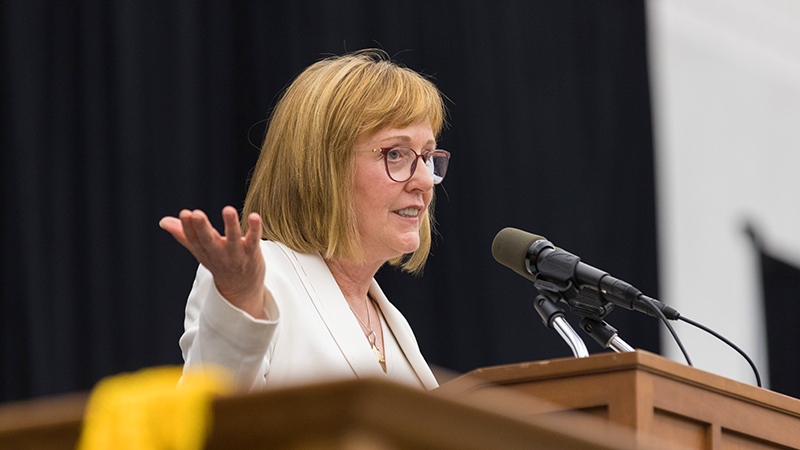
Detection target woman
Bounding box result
[159,50,449,391]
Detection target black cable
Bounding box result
[678,315,762,388]
[640,296,693,366]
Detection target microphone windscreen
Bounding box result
[491,228,546,281]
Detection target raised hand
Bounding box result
[160,206,268,319]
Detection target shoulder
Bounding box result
[259,240,330,280]
[259,240,323,264]
[259,239,288,258]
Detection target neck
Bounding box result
[324,256,383,309]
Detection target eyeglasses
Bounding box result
[366,147,451,185]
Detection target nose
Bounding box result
[407,156,434,190]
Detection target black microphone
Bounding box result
[492,227,679,320]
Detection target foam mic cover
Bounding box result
[491,227,547,281]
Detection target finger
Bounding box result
[244,212,263,251]
[179,209,200,247]
[222,206,243,243]
[159,216,191,248]
[191,209,221,247]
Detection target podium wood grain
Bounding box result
[0,378,643,450]
[3,351,797,449]
[437,350,800,449]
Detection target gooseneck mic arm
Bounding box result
[534,290,589,358]
[579,317,634,353]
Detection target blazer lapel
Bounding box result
[370,281,439,390]
[277,244,385,380]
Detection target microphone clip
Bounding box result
[533,274,615,323]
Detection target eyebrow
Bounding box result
[380,135,437,147]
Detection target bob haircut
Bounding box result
[242,49,446,273]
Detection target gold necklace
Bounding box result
[349,295,385,363]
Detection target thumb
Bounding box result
[160,216,191,249]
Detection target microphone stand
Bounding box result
[533,290,589,358]
[535,280,634,355]
[579,317,634,353]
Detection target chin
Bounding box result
[388,235,421,257]
[397,240,421,256]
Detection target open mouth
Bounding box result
[394,207,420,218]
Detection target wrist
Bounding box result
[217,283,268,320]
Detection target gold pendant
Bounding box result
[372,344,386,363]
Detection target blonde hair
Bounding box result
[242,49,446,273]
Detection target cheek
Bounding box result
[353,168,382,208]
[354,186,392,230]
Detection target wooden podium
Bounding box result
[0,376,643,450]
[437,350,800,449]
[2,350,799,449]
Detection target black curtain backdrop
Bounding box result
[1,0,660,402]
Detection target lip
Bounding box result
[392,205,425,218]
[397,203,426,211]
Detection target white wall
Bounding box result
[647,0,800,386]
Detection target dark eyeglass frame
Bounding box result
[365,146,451,184]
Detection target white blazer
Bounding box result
[180,240,438,391]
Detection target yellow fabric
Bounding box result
[78,366,232,450]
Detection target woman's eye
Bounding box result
[387,149,401,161]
